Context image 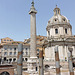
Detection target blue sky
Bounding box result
[0,0,75,41]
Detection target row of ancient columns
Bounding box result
[16,43,44,75]
[54,46,74,75]
[16,44,75,75]
[39,45,75,75]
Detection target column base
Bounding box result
[27,57,38,74]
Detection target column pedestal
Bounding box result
[27,57,38,74]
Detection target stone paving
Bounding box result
[15,67,75,75]
[46,69,75,75]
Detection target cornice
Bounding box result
[46,23,72,31]
[47,40,75,46]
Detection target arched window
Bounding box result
[48,31,50,35]
[45,65,49,69]
[0,71,10,75]
[13,58,16,62]
[55,29,58,34]
[65,28,67,34]
[63,18,65,21]
[22,58,24,61]
[4,57,6,61]
[9,59,12,62]
[25,58,28,61]
[56,10,57,15]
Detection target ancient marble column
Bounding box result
[27,1,38,74]
[68,47,74,75]
[17,44,23,75]
[39,50,44,75]
[54,46,61,75]
[29,0,37,58]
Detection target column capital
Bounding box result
[29,0,37,14]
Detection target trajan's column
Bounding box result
[27,0,38,74]
[29,0,37,58]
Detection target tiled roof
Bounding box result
[1,36,47,46]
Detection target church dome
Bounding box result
[46,6,72,38]
[48,6,70,26]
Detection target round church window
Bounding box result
[55,19,57,21]
[63,18,65,21]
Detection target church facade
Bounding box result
[45,6,75,62]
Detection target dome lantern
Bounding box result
[54,5,61,15]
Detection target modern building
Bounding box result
[0,36,46,63]
[0,39,29,63]
[45,6,75,62]
[1,37,13,45]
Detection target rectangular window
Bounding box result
[4,52,7,55]
[14,52,16,55]
[4,48,7,50]
[37,53,39,55]
[58,10,59,14]
[56,10,57,15]
[4,40,6,41]
[48,31,50,35]
[10,48,12,50]
[37,49,39,51]
[55,29,58,34]
[22,58,24,61]
[23,52,24,55]
[26,48,28,50]
[26,51,28,56]
[10,52,12,55]
[14,48,16,51]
